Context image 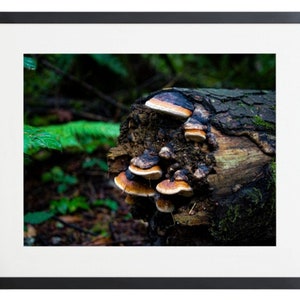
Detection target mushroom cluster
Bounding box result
[112,91,218,215]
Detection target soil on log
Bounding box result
[108,88,276,246]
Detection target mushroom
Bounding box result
[193,164,210,180]
[156,179,193,197]
[145,91,194,119]
[174,169,189,182]
[155,196,175,213]
[158,143,175,160]
[130,149,160,169]
[183,104,210,142]
[192,104,210,124]
[183,117,207,142]
[114,171,156,197]
[128,164,162,180]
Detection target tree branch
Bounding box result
[41,59,129,113]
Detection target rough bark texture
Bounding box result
[108,88,276,246]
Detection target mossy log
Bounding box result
[108,88,276,246]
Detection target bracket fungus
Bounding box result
[156,179,193,197]
[183,104,210,142]
[158,144,175,160]
[174,169,189,182]
[155,196,175,213]
[193,164,211,180]
[114,171,156,197]
[128,164,163,180]
[130,149,160,169]
[184,125,207,142]
[145,91,194,119]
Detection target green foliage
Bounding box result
[92,198,119,212]
[24,211,54,224]
[24,54,75,102]
[42,166,78,193]
[24,125,62,155]
[49,196,118,215]
[141,54,275,90]
[89,54,128,78]
[50,196,90,215]
[82,157,108,171]
[123,213,133,220]
[42,120,120,153]
[24,197,119,227]
[24,56,37,70]
[25,121,119,156]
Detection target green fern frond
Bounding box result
[24,125,62,155]
[24,121,120,155]
[24,56,37,70]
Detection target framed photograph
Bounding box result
[0,12,300,289]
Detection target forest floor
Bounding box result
[24,150,149,246]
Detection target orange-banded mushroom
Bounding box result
[130,149,160,169]
[114,171,156,197]
[145,91,194,119]
[156,179,193,197]
[128,164,162,180]
[155,197,175,213]
[183,103,210,142]
[184,118,207,142]
[184,128,207,142]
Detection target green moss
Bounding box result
[270,160,276,183]
[211,203,241,241]
[267,160,276,213]
[210,184,275,244]
[226,204,240,223]
[238,101,247,109]
[252,115,275,131]
[249,188,263,206]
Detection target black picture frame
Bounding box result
[1,11,299,290]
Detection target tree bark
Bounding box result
[108,88,276,246]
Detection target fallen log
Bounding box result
[108,88,276,246]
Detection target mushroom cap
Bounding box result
[192,104,210,124]
[114,171,156,197]
[155,197,175,213]
[174,169,189,182]
[156,179,193,197]
[193,164,210,180]
[183,118,207,131]
[158,144,175,160]
[130,149,160,169]
[183,115,207,142]
[145,92,193,119]
[128,164,162,180]
[184,129,206,142]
